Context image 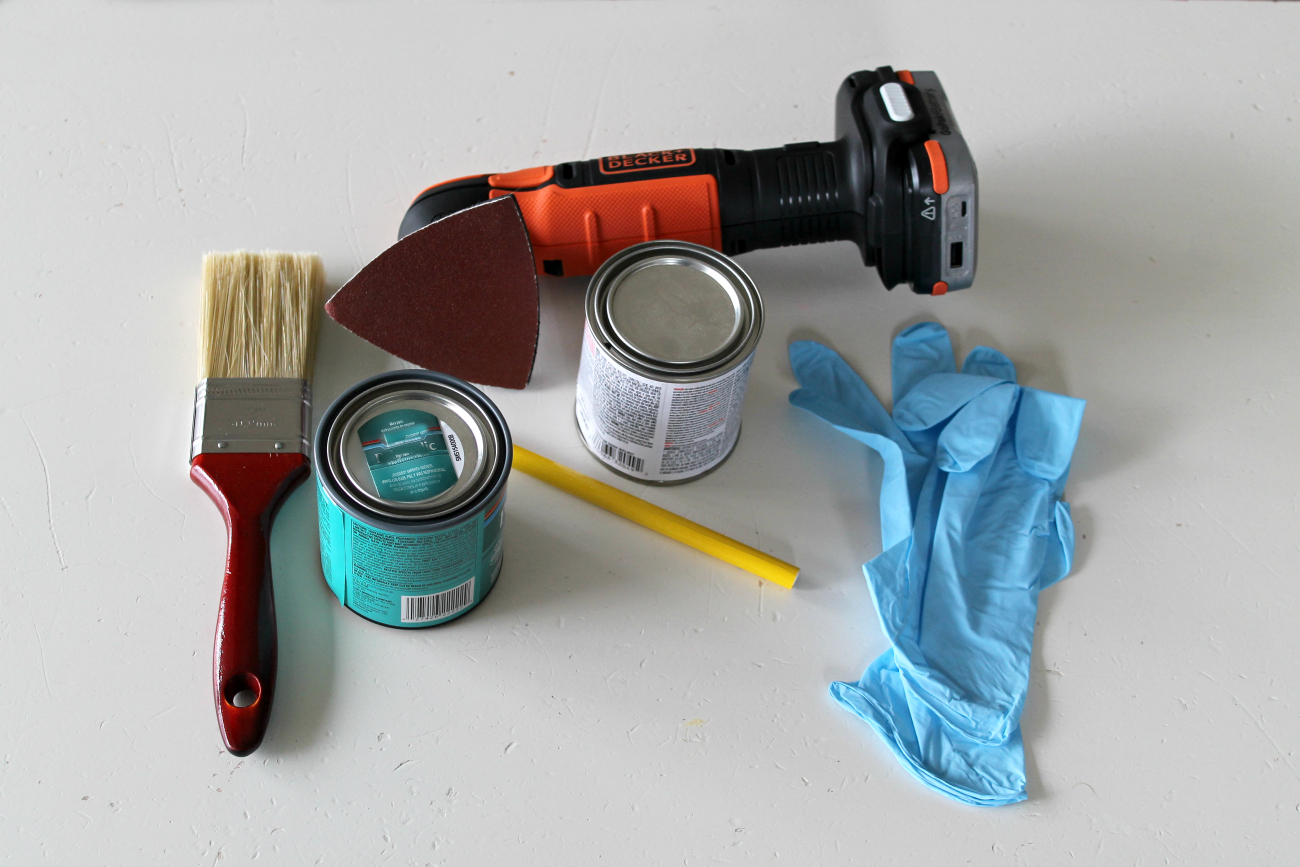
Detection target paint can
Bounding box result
[314,370,510,628]
[575,240,764,484]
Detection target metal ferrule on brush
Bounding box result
[190,378,311,461]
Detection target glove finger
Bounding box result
[892,322,956,404]
[961,346,1017,382]
[832,661,1029,806]
[893,374,1008,431]
[936,383,1019,473]
[1014,388,1086,480]
[789,341,912,449]
[1039,501,1075,590]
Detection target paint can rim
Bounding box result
[585,240,764,382]
[314,370,512,529]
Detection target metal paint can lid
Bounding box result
[587,241,763,379]
[320,372,504,522]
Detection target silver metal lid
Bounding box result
[324,377,498,521]
[588,241,763,378]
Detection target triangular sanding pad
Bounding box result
[326,196,540,389]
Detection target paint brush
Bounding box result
[190,251,323,755]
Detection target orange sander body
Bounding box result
[328,67,977,391]
[399,67,977,296]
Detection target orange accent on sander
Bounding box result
[489,174,721,276]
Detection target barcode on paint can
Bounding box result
[401,578,475,623]
[600,441,645,473]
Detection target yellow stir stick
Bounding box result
[511,445,799,589]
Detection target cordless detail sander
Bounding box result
[400,67,977,295]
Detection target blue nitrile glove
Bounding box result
[789,323,1084,806]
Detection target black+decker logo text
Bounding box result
[924,90,952,136]
[599,149,696,174]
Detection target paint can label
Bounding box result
[575,320,753,481]
[358,408,463,502]
[317,481,505,628]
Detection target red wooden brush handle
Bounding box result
[190,452,309,756]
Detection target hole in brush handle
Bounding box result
[222,673,262,709]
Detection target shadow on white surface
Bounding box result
[1022,577,1072,801]
[261,480,336,756]
[462,504,618,622]
[531,273,588,391]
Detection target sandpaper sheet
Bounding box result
[326,196,540,389]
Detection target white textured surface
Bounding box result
[3,0,1299,862]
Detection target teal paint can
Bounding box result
[314,370,511,629]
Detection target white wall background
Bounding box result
[2,1,1298,863]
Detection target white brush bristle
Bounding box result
[198,251,324,380]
